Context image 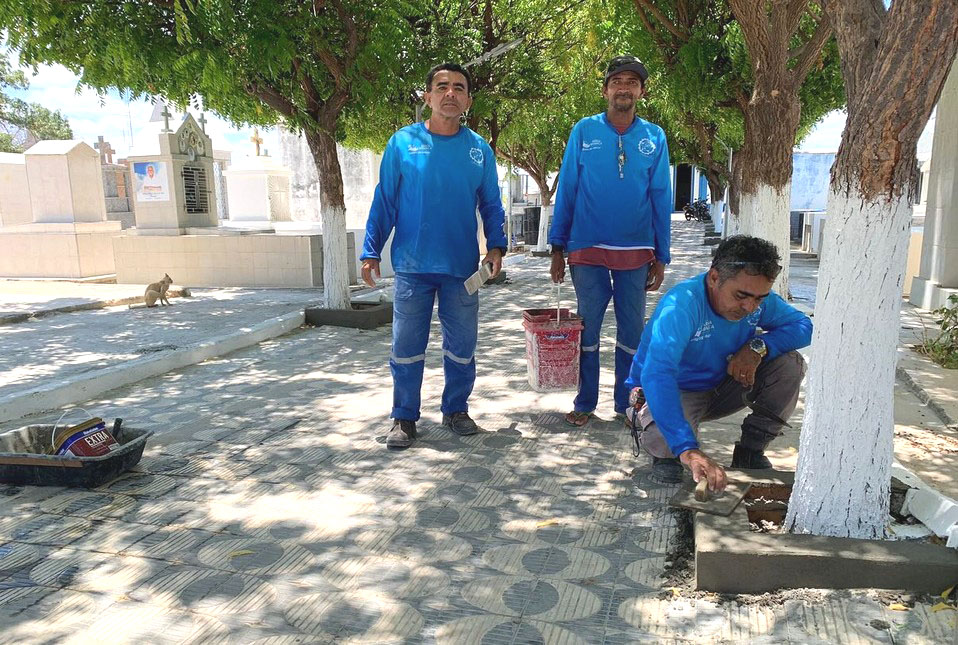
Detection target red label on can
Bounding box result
[55,425,120,457]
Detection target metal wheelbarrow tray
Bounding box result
[0,424,153,488]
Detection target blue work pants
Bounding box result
[390,272,479,421]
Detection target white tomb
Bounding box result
[224,154,293,225]
[0,141,121,278]
[0,152,31,228]
[112,117,356,288]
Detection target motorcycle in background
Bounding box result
[683,198,711,222]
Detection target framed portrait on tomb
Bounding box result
[133,161,171,202]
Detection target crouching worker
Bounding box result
[625,235,812,491]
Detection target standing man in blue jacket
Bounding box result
[625,236,812,488]
[548,55,673,427]
[360,62,507,450]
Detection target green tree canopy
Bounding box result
[1,0,430,309]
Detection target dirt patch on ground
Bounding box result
[661,508,694,589]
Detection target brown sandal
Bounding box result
[564,410,595,427]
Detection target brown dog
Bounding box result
[144,274,173,307]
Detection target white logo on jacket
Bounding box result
[469,147,484,166]
[637,138,656,156]
[581,139,603,151]
[408,144,432,155]
[690,320,714,342]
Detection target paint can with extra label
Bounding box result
[50,414,120,458]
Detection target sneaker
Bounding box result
[386,419,416,449]
[442,412,479,436]
[730,442,773,469]
[650,456,683,484]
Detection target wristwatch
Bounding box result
[748,337,767,358]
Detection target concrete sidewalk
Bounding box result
[0,285,328,423]
[0,219,954,643]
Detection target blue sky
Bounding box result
[4,53,936,162]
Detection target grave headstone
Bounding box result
[127,113,218,233]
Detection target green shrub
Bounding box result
[918,294,958,369]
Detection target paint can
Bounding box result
[51,415,120,458]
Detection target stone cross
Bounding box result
[250,128,263,156]
[198,113,208,134]
[161,105,173,133]
[94,136,115,164]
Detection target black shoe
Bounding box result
[730,442,773,469]
[442,412,479,436]
[386,419,416,449]
[650,457,683,484]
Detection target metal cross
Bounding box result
[160,105,173,133]
[94,135,115,164]
[198,113,208,134]
[250,128,263,156]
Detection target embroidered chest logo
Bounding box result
[691,320,714,342]
[637,138,656,156]
[745,308,763,326]
[469,147,484,166]
[581,139,603,151]
[407,143,432,155]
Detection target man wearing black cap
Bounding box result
[548,55,673,428]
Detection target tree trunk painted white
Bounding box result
[784,188,912,539]
[727,183,791,296]
[321,205,351,310]
[536,204,553,252]
[710,200,724,234]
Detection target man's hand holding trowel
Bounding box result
[464,248,503,295]
[680,449,728,495]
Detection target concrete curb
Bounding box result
[0,289,191,326]
[895,364,956,427]
[0,310,305,424]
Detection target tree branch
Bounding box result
[329,0,359,62]
[292,57,322,115]
[632,1,674,54]
[247,81,297,119]
[633,0,687,41]
[783,0,809,39]
[790,12,832,89]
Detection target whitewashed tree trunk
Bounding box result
[536,204,553,252]
[727,183,792,296]
[321,205,351,310]
[784,188,912,539]
[710,200,724,234]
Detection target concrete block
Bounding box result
[694,470,958,594]
[305,302,392,330]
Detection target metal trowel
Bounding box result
[464,262,493,295]
[668,478,752,516]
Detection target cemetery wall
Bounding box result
[113,232,357,287]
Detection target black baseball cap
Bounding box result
[604,55,648,85]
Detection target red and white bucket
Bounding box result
[523,307,583,392]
